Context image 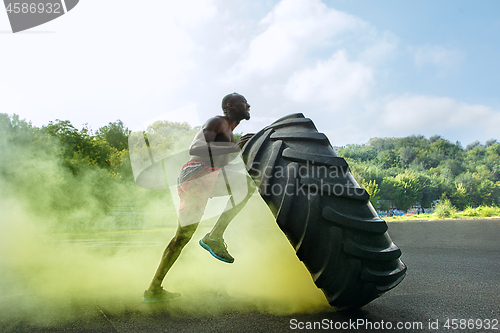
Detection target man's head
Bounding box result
[221,92,250,120]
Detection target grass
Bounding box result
[384,204,500,221]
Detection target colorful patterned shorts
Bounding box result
[177,160,221,215]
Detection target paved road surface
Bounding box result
[1,219,499,332]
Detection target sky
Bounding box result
[1,0,499,146]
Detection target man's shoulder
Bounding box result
[203,116,229,131]
[205,115,227,124]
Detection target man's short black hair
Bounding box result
[221,93,241,115]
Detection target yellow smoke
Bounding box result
[0,192,331,325]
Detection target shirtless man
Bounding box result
[142,93,255,303]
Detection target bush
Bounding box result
[434,199,457,218]
[476,205,500,217]
[462,206,479,217]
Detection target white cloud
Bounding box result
[168,0,217,30]
[0,0,218,129]
[134,104,202,132]
[375,95,500,143]
[284,50,374,108]
[2,0,494,149]
[227,0,365,78]
[358,31,399,65]
[310,94,500,146]
[413,45,465,73]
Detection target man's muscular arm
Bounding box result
[189,117,239,157]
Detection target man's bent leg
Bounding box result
[209,172,255,239]
[147,221,199,293]
[199,175,254,263]
[198,168,255,263]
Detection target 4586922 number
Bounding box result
[5,2,62,14]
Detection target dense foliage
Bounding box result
[336,135,500,210]
[2,113,498,225]
[0,114,196,228]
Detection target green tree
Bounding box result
[360,179,380,208]
[337,143,376,162]
[394,172,421,211]
[377,150,399,168]
[476,179,500,206]
[485,139,498,147]
[418,174,442,208]
[466,140,482,151]
[96,120,131,151]
[380,177,398,209]
[399,146,416,167]
[381,172,421,211]
[450,182,468,210]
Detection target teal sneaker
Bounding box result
[142,287,181,303]
[199,234,234,263]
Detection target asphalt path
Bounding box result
[2,219,499,332]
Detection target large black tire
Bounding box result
[241,113,407,311]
